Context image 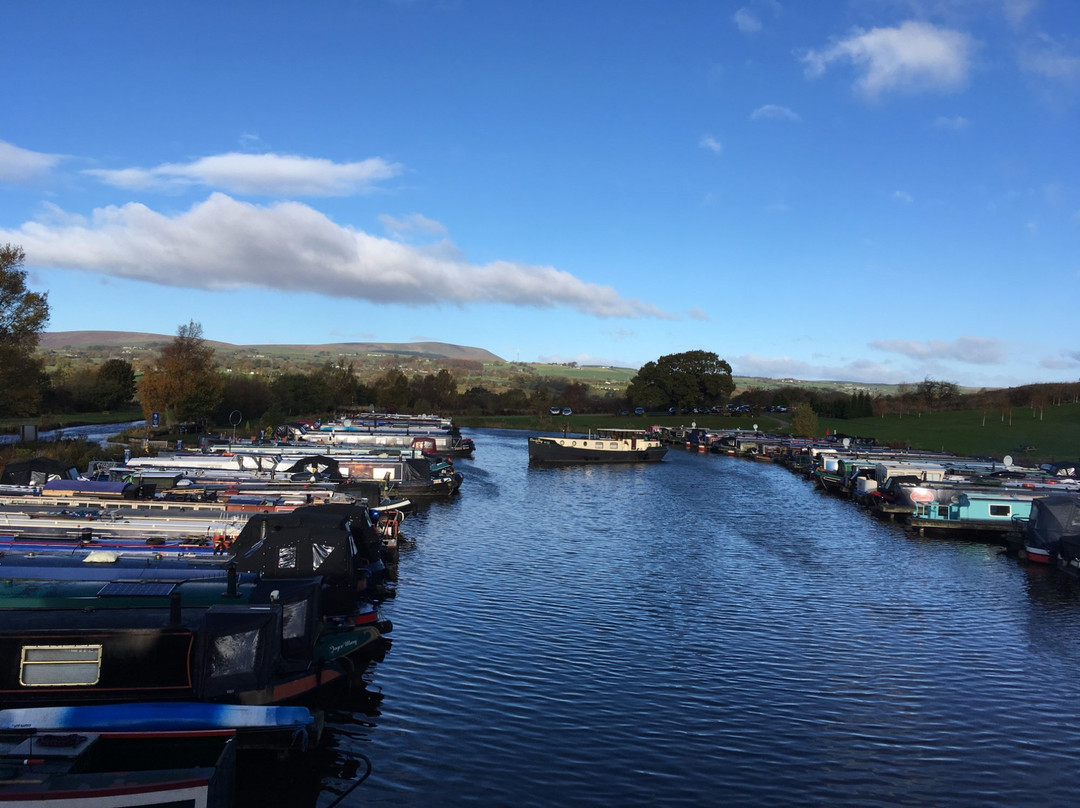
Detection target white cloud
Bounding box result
[893,190,914,203]
[686,306,710,321]
[0,141,63,183]
[934,114,969,130]
[83,152,403,196]
[3,193,672,320]
[801,21,975,98]
[699,135,723,154]
[749,104,802,122]
[733,8,762,34]
[870,335,1006,365]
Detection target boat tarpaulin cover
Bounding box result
[231,508,356,581]
[1028,494,1080,557]
[0,457,79,486]
[43,479,134,496]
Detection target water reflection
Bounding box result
[0,419,144,447]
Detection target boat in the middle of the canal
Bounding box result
[527,428,668,465]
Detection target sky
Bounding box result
[1,0,1078,388]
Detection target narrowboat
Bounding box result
[0,725,238,807]
[897,484,1040,539]
[0,504,392,712]
[527,429,667,465]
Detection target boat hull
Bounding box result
[527,437,667,465]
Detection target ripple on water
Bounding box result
[261,430,1080,808]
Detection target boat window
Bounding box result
[20,644,102,686]
[312,543,335,570]
[990,505,1011,517]
[609,443,618,449]
[283,600,309,640]
[209,628,261,677]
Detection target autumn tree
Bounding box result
[137,321,224,428]
[0,244,50,416]
[915,377,960,411]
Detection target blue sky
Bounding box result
[1,1,1077,388]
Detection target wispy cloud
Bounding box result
[1039,350,1080,370]
[699,135,723,154]
[1004,0,1039,27]
[732,0,781,35]
[0,141,63,183]
[801,21,975,98]
[1017,33,1080,81]
[750,104,802,122]
[733,8,762,34]
[731,353,907,384]
[378,212,448,240]
[893,190,914,203]
[934,114,969,130]
[83,152,403,196]
[3,194,673,319]
[871,336,1006,365]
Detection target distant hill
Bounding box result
[39,331,504,363]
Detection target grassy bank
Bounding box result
[457,403,1080,464]
[817,402,1079,463]
[0,409,144,432]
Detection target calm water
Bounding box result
[248,428,1080,807]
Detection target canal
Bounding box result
[243,427,1080,807]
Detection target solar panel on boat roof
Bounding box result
[97,582,177,597]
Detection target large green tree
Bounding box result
[137,321,224,427]
[626,349,734,410]
[0,244,50,417]
[94,359,137,410]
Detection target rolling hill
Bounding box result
[39,331,504,363]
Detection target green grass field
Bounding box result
[459,403,1080,464]
[817,403,1080,463]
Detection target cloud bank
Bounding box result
[2,193,671,319]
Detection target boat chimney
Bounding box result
[169,590,182,624]
[226,564,240,598]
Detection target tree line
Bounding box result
[3,242,1077,434]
